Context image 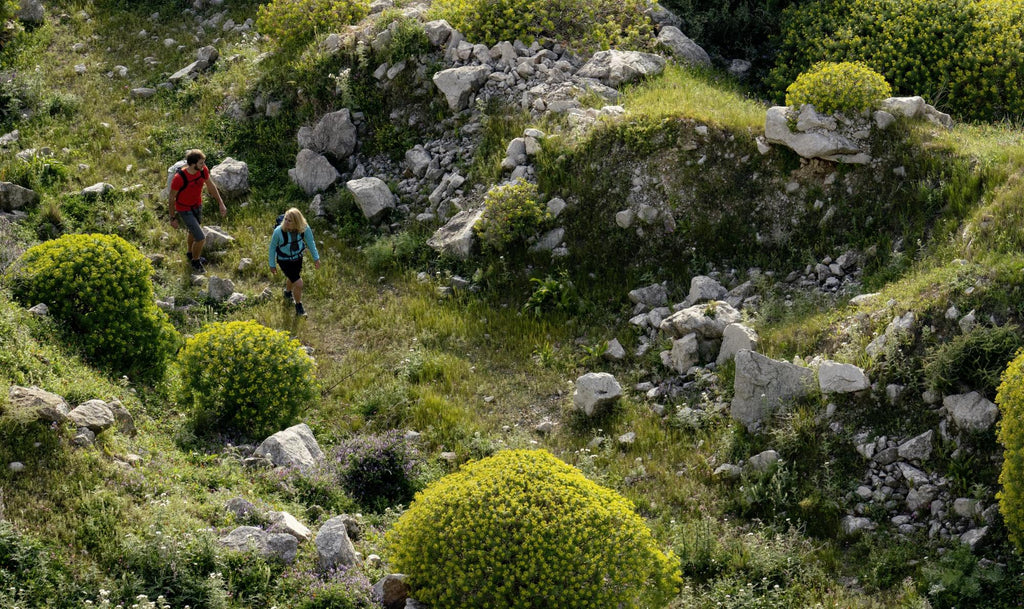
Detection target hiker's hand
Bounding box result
[218,201,227,217]
[169,217,178,228]
[314,260,321,270]
[270,267,277,274]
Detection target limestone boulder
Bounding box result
[660,301,741,339]
[731,350,814,432]
[0,181,39,211]
[944,392,999,433]
[316,515,359,570]
[209,157,249,199]
[426,208,485,259]
[254,423,324,470]
[576,50,666,88]
[432,65,492,111]
[573,372,622,416]
[346,177,396,223]
[7,385,69,422]
[817,361,870,393]
[67,400,115,434]
[310,109,358,159]
[657,26,711,68]
[289,149,340,196]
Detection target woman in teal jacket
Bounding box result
[269,207,320,316]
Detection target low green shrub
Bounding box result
[429,0,654,49]
[785,61,891,115]
[5,233,178,379]
[474,181,549,254]
[770,0,1024,121]
[924,324,1023,400]
[256,0,369,51]
[996,349,1024,551]
[113,529,228,609]
[177,320,318,440]
[0,522,89,609]
[334,431,421,511]
[523,272,578,317]
[372,12,432,65]
[387,449,682,609]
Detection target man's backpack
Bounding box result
[275,214,306,260]
[167,162,204,206]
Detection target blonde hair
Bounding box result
[283,207,308,233]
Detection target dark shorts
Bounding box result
[177,207,204,241]
[278,257,303,282]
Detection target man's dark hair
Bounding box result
[186,149,206,166]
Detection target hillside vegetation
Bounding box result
[1,1,1024,608]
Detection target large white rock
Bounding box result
[426,208,485,259]
[209,157,250,199]
[67,400,115,433]
[346,177,395,223]
[310,109,357,159]
[657,26,711,68]
[254,423,324,470]
[316,515,359,569]
[576,50,666,88]
[573,372,623,416]
[817,361,870,393]
[731,350,814,432]
[660,301,742,339]
[716,323,759,366]
[628,283,668,308]
[7,385,69,422]
[432,65,492,111]
[0,181,39,211]
[666,333,699,373]
[17,0,44,24]
[764,105,865,162]
[684,275,727,306]
[944,391,999,433]
[289,149,340,196]
[897,430,934,462]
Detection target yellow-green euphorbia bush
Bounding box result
[771,0,1024,121]
[429,0,654,50]
[256,0,369,50]
[6,233,177,379]
[387,449,682,609]
[178,320,317,439]
[786,61,892,115]
[996,350,1024,550]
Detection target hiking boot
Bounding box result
[295,303,306,317]
[186,251,193,261]
[283,290,294,302]
[191,259,205,273]
[197,256,209,265]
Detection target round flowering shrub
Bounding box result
[429,0,654,49]
[334,431,420,511]
[5,233,177,378]
[770,0,1024,121]
[474,181,549,254]
[387,449,682,609]
[785,61,892,115]
[178,321,317,439]
[996,350,1024,550]
[256,0,369,50]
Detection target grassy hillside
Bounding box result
[2,1,1024,608]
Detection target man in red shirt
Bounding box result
[168,149,226,272]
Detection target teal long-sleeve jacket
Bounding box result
[268,226,320,268]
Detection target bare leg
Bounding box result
[191,238,206,261]
[292,278,304,304]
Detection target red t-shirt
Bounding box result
[171,166,209,211]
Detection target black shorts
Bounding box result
[177,207,204,241]
[278,258,303,282]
